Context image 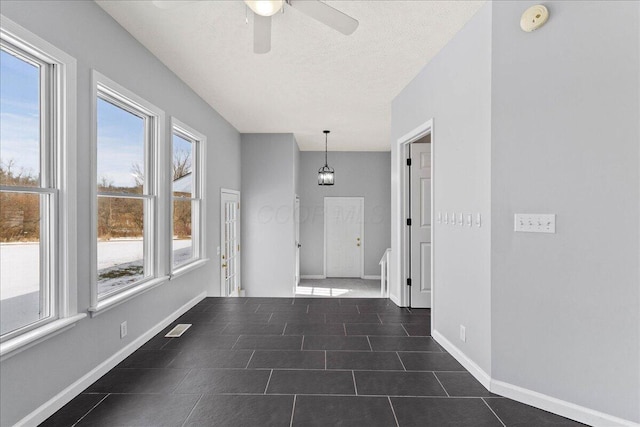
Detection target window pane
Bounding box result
[172,133,193,197]
[97,196,146,297]
[0,192,44,335]
[0,49,40,187]
[173,199,193,267]
[97,97,145,193]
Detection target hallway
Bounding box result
[43,297,584,426]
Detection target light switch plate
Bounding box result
[514,214,556,233]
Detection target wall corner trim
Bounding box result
[16,292,207,427]
[432,330,638,427]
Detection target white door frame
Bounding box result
[294,194,300,293]
[323,196,365,279]
[220,188,240,297]
[397,119,434,315]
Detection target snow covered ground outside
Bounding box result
[0,239,192,300]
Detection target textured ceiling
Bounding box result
[95,1,484,151]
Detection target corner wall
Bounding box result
[390,3,493,373]
[0,1,241,425]
[299,151,391,277]
[490,1,640,423]
[241,133,297,297]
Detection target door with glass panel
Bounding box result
[220,190,240,296]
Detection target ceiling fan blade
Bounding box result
[288,0,358,35]
[152,1,198,10]
[254,14,272,54]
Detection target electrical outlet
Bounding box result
[459,325,466,343]
[120,321,127,339]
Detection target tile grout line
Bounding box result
[432,371,450,397]
[400,324,410,337]
[283,322,287,336]
[245,350,256,369]
[396,352,407,371]
[343,323,347,336]
[366,336,373,351]
[300,335,305,351]
[388,396,400,427]
[482,397,507,427]
[180,393,204,427]
[231,335,242,350]
[351,370,358,395]
[268,312,274,323]
[376,313,383,324]
[70,393,110,427]
[263,369,274,394]
[289,395,297,427]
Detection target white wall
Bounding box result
[490,1,640,423]
[390,3,493,373]
[241,133,298,297]
[0,2,241,425]
[299,152,391,277]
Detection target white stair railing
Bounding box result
[379,248,391,297]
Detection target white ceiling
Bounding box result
[95,0,484,151]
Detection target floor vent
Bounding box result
[165,324,192,338]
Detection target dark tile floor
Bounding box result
[42,297,586,426]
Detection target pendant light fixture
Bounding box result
[318,130,335,186]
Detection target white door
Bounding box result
[295,196,300,287]
[325,197,364,278]
[410,140,431,307]
[220,190,241,296]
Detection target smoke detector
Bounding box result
[520,5,549,32]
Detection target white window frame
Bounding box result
[89,70,167,315]
[170,118,207,278]
[0,15,83,360]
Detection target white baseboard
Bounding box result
[17,292,207,427]
[363,275,381,280]
[300,275,325,279]
[389,292,401,307]
[490,379,639,427]
[432,330,491,389]
[432,329,638,427]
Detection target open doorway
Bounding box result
[399,121,433,309]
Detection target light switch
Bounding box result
[514,214,556,233]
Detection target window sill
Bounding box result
[0,313,87,361]
[171,258,209,280]
[89,275,170,317]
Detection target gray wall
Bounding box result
[391,3,493,373]
[391,0,640,423]
[490,1,639,422]
[0,1,241,425]
[241,134,297,297]
[299,152,391,277]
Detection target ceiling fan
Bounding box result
[152,0,359,54]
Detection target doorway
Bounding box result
[324,197,364,278]
[295,195,300,289]
[409,136,431,308]
[220,189,241,296]
[399,120,434,309]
